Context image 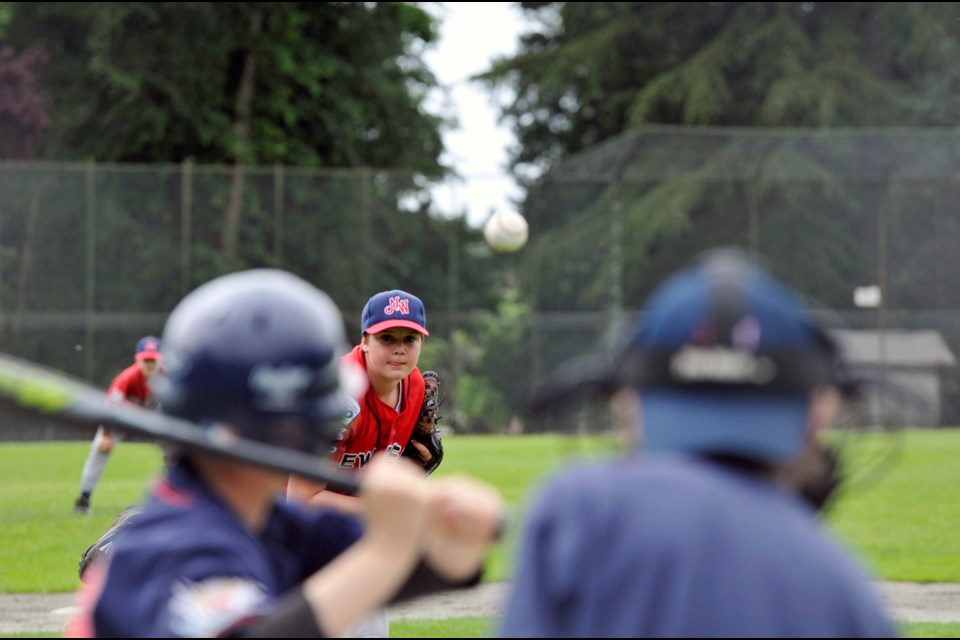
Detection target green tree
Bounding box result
[477,3,960,313]
[2,3,452,261]
[0,43,48,159]
[3,2,447,170]
[481,2,960,178]
[0,3,505,400]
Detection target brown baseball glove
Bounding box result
[403,370,444,474]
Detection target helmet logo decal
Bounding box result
[382,296,410,316]
[249,364,313,409]
[670,345,777,385]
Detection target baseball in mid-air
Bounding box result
[483,208,529,253]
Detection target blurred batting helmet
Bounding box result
[151,269,354,456]
[615,246,845,462]
[528,247,850,463]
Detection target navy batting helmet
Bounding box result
[151,269,354,455]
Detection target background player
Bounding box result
[500,247,897,637]
[65,269,503,638]
[73,336,162,514]
[286,288,443,637]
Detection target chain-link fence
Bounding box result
[519,125,960,433]
[2,125,959,440]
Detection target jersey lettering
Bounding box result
[384,442,403,460]
[338,450,374,470]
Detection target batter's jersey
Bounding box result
[331,345,426,471]
[499,456,897,638]
[106,363,156,409]
[67,459,363,638]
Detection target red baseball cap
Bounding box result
[135,336,162,361]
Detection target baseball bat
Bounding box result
[0,351,362,495]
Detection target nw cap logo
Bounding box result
[383,296,410,316]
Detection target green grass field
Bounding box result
[826,427,960,582]
[0,433,620,592]
[390,619,960,639]
[1,429,958,637]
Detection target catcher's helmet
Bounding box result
[151,269,353,455]
[615,246,844,462]
[527,247,849,463]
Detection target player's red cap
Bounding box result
[361,290,429,336]
[135,336,162,361]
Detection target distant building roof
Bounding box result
[830,329,957,368]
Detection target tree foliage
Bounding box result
[0,3,505,402]
[0,43,48,158]
[476,3,960,317]
[2,2,448,170]
[479,2,960,178]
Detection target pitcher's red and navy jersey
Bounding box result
[331,345,425,471]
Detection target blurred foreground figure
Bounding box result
[65,269,502,638]
[500,247,896,638]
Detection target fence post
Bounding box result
[180,159,193,296]
[85,160,96,381]
[360,167,372,294]
[0,160,4,342]
[273,163,284,268]
[180,158,193,296]
[447,215,459,318]
[609,183,624,344]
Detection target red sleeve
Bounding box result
[105,365,149,406]
[332,346,366,460]
[330,419,357,461]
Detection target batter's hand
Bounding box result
[358,456,430,553]
[303,456,430,637]
[421,474,505,581]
